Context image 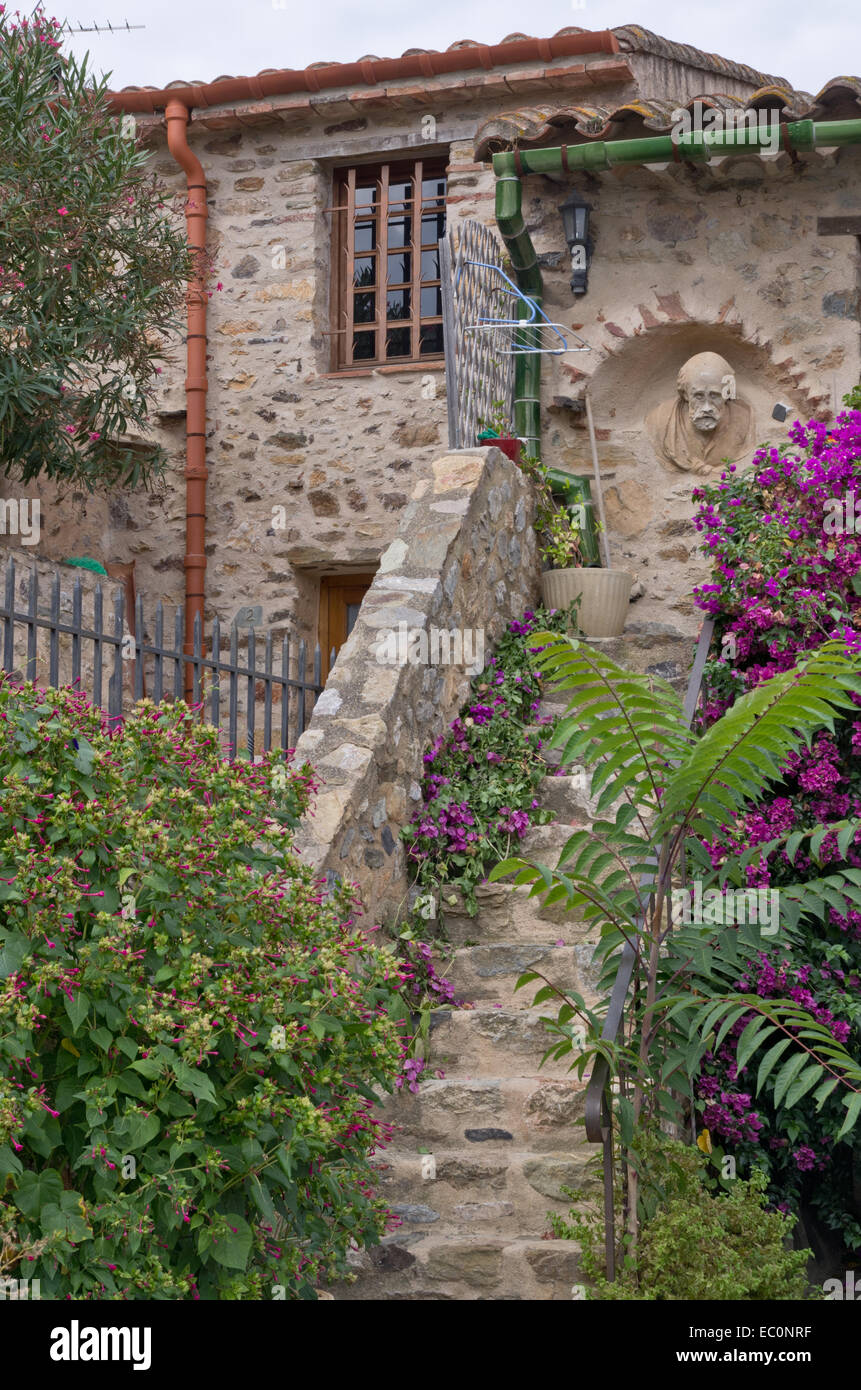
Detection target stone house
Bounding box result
[5,23,860,663]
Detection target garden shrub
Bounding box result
[403,605,573,915]
[551,1131,811,1300]
[0,682,404,1299]
[692,408,861,1250]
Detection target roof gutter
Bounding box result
[105,30,620,113]
[493,117,861,461]
[165,98,208,702]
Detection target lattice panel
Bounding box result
[440,221,516,449]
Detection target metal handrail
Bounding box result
[581,617,715,1277]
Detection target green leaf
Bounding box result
[210,1216,254,1271]
[64,989,90,1032]
[773,1051,810,1109]
[836,1090,861,1141]
[756,1037,793,1095]
[120,1112,161,1151]
[0,1143,23,1179]
[0,931,30,977]
[172,1060,217,1105]
[12,1168,64,1220]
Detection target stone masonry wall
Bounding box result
[291,446,539,925]
[531,148,861,634]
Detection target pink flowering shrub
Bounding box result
[693,408,861,1249]
[0,682,404,1298]
[403,606,571,914]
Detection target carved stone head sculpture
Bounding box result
[645,351,755,475]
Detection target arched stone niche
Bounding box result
[545,322,821,633]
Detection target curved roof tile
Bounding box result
[612,24,789,87]
[110,25,785,101]
[474,77,861,158]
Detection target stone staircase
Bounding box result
[332,625,694,1301]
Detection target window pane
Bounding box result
[354,221,375,253]
[422,175,446,205]
[387,251,410,285]
[387,216,412,249]
[353,255,375,287]
[420,324,444,355]
[352,331,375,360]
[420,248,439,281]
[346,602,362,636]
[420,286,441,318]
[386,327,411,358]
[387,288,411,321]
[353,291,375,324]
[388,179,411,207]
[355,184,376,207]
[421,213,445,244]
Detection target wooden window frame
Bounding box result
[328,157,447,372]
[319,573,376,680]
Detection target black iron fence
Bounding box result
[0,555,331,759]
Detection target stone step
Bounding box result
[426,1006,583,1079]
[539,773,594,818]
[375,1075,590,1152]
[441,881,593,946]
[371,1145,597,1234]
[448,940,588,1005]
[537,628,694,693]
[331,1234,583,1301]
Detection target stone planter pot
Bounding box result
[540,567,633,638]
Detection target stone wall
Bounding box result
[532,147,861,633]
[292,446,539,925]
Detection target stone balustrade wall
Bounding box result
[292,446,540,924]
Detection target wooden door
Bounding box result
[319,574,375,680]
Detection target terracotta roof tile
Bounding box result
[473,77,861,158]
[107,26,783,112]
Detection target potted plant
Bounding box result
[476,400,523,463]
[522,455,633,638]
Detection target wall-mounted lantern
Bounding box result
[558,191,593,295]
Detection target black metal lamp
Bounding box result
[558,190,593,295]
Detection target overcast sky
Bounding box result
[59,1,858,96]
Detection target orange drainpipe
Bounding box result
[165,98,208,703]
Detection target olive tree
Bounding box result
[0,8,196,490]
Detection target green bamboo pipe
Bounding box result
[493,117,861,459]
[494,171,543,457]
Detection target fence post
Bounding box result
[71,574,82,690]
[246,624,256,760]
[228,623,238,761]
[2,555,14,674]
[210,615,221,734]
[153,601,164,704]
[108,585,124,727]
[93,583,104,709]
[281,635,290,752]
[49,573,60,690]
[26,565,37,684]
